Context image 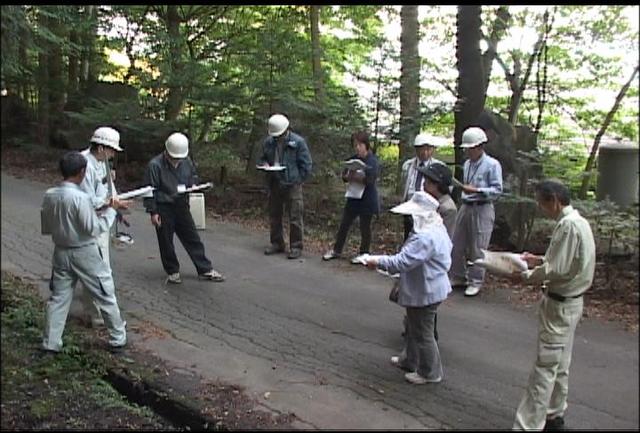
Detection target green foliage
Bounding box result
[538,141,589,195]
[573,199,639,258]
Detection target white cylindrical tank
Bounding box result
[596,139,639,208]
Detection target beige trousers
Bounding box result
[513,295,584,430]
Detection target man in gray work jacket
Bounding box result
[40,151,128,353]
[257,114,313,260]
[450,126,503,297]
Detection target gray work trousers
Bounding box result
[402,304,443,381]
[513,295,583,430]
[450,203,495,287]
[43,243,127,351]
[80,229,110,323]
[268,182,304,250]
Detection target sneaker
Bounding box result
[464,285,481,297]
[322,250,341,261]
[450,277,467,288]
[404,372,442,384]
[264,244,285,255]
[390,356,413,372]
[199,269,225,282]
[350,254,368,265]
[166,273,182,284]
[287,248,302,260]
[543,417,565,431]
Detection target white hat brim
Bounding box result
[390,201,429,216]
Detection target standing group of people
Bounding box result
[39,113,595,430]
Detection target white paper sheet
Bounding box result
[256,165,286,171]
[345,181,365,199]
[473,249,528,275]
[118,186,155,200]
[343,159,367,171]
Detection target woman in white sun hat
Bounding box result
[365,190,452,385]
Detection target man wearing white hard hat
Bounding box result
[143,132,224,283]
[78,126,130,327]
[449,126,503,297]
[365,191,452,385]
[257,114,313,260]
[400,133,446,240]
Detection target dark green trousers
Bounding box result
[269,182,304,250]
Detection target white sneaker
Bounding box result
[322,250,340,261]
[405,372,442,384]
[464,285,481,297]
[166,273,182,284]
[199,269,225,282]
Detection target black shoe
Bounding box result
[287,248,302,259]
[108,343,127,354]
[264,244,285,255]
[543,417,565,431]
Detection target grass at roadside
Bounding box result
[0,271,174,430]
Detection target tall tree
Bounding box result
[453,6,485,183]
[398,5,420,193]
[163,5,184,121]
[310,5,324,107]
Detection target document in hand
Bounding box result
[118,186,155,200]
[343,158,368,171]
[345,181,365,199]
[256,164,286,171]
[353,253,399,278]
[473,249,528,275]
[183,182,214,193]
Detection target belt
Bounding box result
[543,288,584,302]
[463,200,489,206]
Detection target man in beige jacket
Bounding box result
[511,179,596,431]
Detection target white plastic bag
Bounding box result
[474,249,528,275]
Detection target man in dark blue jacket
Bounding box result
[257,114,313,259]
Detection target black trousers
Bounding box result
[333,206,373,255]
[154,203,212,275]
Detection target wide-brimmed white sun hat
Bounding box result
[391,190,439,216]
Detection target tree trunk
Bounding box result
[397,5,420,194]
[37,11,50,147]
[48,11,65,116]
[310,6,324,107]
[68,29,79,96]
[481,5,511,96]
[164,5,184,121]
[578,65,639,199]
[454,6,485,185]
[80,6,98,92]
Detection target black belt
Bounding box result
[543,289,584,302]
[463,200,489,206]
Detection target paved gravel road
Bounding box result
[2,173,638,430]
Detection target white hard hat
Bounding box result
[165,132,189,158]
[91,127,123,151]
[414,133,444,147]
[268,114,290,137]
[460,127,488,148]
